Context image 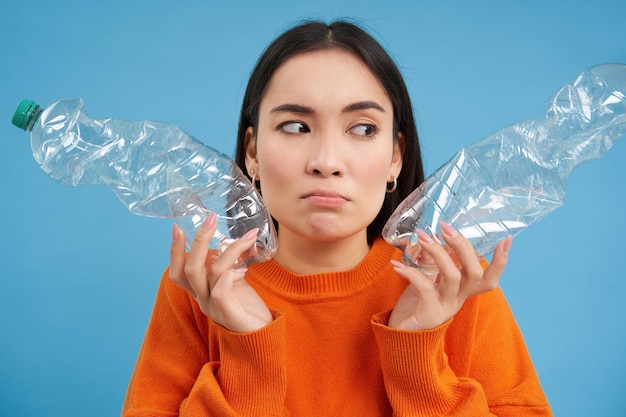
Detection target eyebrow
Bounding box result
[270,103,313,114]
[343,101,386,113]
[269,100,386,114]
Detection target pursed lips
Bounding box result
[301,189,349,208]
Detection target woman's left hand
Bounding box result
[388,222,512,331]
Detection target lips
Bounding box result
[302,189,349,208]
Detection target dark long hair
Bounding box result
[234,20,424,244]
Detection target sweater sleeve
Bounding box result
[371,287,552,417]
[122,268,289,417]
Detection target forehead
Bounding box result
[260,49,392,110]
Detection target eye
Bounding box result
[278,121,310,134]
[348,123,378,138]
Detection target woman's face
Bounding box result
[246,49,403,244]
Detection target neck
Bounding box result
[273,229,371,275]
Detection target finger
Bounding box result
[415,229,463,295]
[210,267,249,305]
[391,260,439,295]
[184,213,218,299]
[210,228,259,275]
[439,222,484,279]
[169,224,196,295]
[481,236,512,291]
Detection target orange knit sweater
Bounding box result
[123,238,552,416]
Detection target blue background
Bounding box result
[1,1,625,416]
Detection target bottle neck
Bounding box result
[25,105,43,132]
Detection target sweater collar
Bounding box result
[247,238,402,301]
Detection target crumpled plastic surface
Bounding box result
[383,63,626,269]
[28,98,276,266]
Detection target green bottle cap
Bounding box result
[12,99,40,131]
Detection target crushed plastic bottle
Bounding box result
[383,63,626,273]
[11,98,277,267]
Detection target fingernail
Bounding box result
[416,229,433,243]
[172,224,180,241]
[440,222,458,237]
[243,228,259,241]
[390,260,406,269]
[202,212,217,230]
[232,267,248,274]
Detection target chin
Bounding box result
[277,213,372,243]
[305,223,369,243]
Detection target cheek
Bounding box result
[359,149,394,183]
[347,148,393,207]
[255,144,297,197]
[361,164,391,204]
[360,150,395,200]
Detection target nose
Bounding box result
[305,132,345,178]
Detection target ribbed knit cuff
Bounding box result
[372,311,462,415]
[217,311,287,416]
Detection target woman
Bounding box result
[123,20,552,416]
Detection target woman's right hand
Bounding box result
[169,212,273,333]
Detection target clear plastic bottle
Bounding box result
[11,98,276,266]
[383,63,626,272]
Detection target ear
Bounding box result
[390,131,404,179]
[244,126,258,175]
